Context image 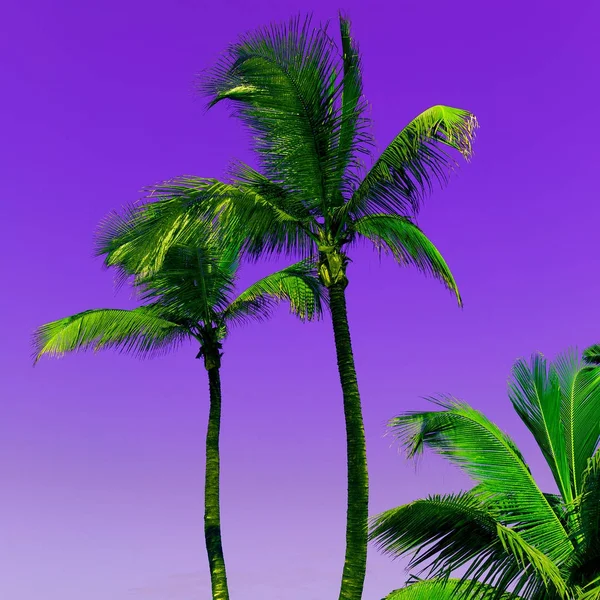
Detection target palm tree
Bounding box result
[369,349,600,600]
[94,14,477,599]
[33,226,325,600]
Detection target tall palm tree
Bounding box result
[32,227,325,600]
[94,14,477,599]
[369,349,600,600]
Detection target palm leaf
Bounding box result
[224,259,326,325]
[382,577,521,600]
[33,307,189,363]
[347,105,478,220]
[507,354,572,502]
[332,13,373,201]
[570,450,600,582]
[386,396,573,564]
[552,349,600,496]
[369,492,566,599]
[137,243,237,324]
[200,14,342,208]
[352,213,461,306]
[582,344,600,365]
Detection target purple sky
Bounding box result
[3,0,600,598]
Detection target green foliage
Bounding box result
[352,214,461,305]
[370,350,600,599]
[33,307,188,362]
[34,225,325,364]
[95,13,476,289]
[382,577,522,600]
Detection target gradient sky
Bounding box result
[2,0,600,598]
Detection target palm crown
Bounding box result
[33,220,325,366]
[369,349,600,600]
[96,14,476,296]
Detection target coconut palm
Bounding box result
[94,14,477,599]
[369,349,600,600]
[32,226,325,600]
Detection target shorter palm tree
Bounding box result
[33,226,325,600]
[369,349,600,600]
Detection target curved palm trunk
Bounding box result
[328,282,369,600]
[204,364,230,600]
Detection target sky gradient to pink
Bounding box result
[3,0,600,598]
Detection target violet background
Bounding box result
[2,0,600,598]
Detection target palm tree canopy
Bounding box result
[95,13,475,304]
[33,224,326,364]
[369,349,600,600]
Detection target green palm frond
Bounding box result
[200,14,344,208]
[552,349,600,496]
[386,396,573,564]
[382,577,520,600]
[332,13,374,200]
[369,492,566,599]
[507,354,572,502]
[572,450,600,577]
[33,307,189,363]
[137,243,238,324]
[224,259,326,325]
[351,213,461,306]
[576,574,600,600]
[346,105,478,220]
[96,192,215,277]
[582,344,600,365]
[369,492,503,570]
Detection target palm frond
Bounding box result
[553,349,600,496]
[136,243,238,324]
[582,344,600,365]
[386,396,573,564]
[369,492,565,599]
[32,307,189,363]
[224,258,326,325]
[382,577,521,600]
[96,188,216,276]
[352,213,461,306]
[572,450,600,577]
[200,14,344,209]
[346,105,478,221]
[507,354,572,502]
[331,13,374,201]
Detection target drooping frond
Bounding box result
[200,14,344,209]
[346,105,478,221]
[32,307,190,363]
[386,397,573,564]
[352,213,461,306]
[369,492,566,599]
[582,344,600,365]
[224,258,326,325]
[552,349,600,496]
[507,354,572,502]
[382,577,522,600]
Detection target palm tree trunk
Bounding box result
[328,281,369,600]
[205,364,230,600]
